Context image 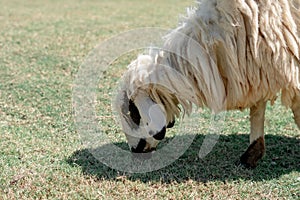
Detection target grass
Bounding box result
[0,0,299,199]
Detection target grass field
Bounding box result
[0,0,299,199]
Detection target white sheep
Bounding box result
[114,0,300,168]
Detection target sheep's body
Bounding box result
[115,0,300,168]
[167,0,299,109]
[126,0,300,118]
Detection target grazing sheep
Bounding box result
[114,0,300,168]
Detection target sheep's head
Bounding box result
[115,89,175,153]
[114,55,178,153]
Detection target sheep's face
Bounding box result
[116,90,174,153]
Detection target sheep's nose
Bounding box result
[130,139,146,153]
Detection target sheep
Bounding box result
[114,0,300,168]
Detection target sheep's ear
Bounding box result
[167,120,175,128]
[129,99,141,126]
[153,127,166,140]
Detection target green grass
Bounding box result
[0,0,299,199]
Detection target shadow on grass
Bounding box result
[66,134,299,183]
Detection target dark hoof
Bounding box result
[240,137,265,169]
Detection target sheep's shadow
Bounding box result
[67,134,299,183]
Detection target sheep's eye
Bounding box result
[129,99,141,126]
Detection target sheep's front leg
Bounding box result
[291,94,300,129]
[240,100,267,168]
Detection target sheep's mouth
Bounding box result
[130,138,157,153]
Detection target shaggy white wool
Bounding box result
[118,0,300,124]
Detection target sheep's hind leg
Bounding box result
[240,100,267,168]
[291,94,300,129]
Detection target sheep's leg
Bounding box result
[291,94,300,129]
[240,100,267,168]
